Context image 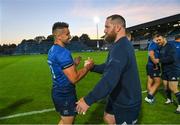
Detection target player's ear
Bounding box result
[115,24,121,32]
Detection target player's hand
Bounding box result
[84,57,94,70]
[153,59,159,64]
[153,65,158,70]
[74,56,82,66]
[76,97,89,115]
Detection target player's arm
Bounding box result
[149,50,159,64]
[84,48,127,106]
[91,63,106,74]
[63,61,93,85]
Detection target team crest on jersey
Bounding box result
[63,110,69,115]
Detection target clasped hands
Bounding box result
[76,57,94,115]
[84,57,94,71]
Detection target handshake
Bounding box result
[84,57,94,71]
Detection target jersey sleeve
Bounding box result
[91,63,106,74]
[148,42,157,51]
[56,50,74,69]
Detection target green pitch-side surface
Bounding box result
[0,51,179,124]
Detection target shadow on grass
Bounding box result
[0,98,33,117]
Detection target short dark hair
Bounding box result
[153,33,165,38]
[107,14,126,28]
[52,22,69,33]
[175,34,180,40]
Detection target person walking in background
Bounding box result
[144,36,161,104]
[47,22,94,124]
[76,14,142,124]
[173,34,180,86]
[155,33,180,113]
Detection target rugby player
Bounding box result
[47,22,94,124]
[155,34,180,113]
[145,37,161,104]
[76,14,142,124]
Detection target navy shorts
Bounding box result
[162,71,180,81]
[146,64,161,78]
[105,98,141,124]
[52,88,77,116]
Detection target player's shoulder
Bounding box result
[49,45,70,59]
[167,41,175,46]
[52,45,70,55]
[148,41,158,50]
[58,47,72,59]
[166,42,176,50]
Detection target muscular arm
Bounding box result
[63,64,92,85]
[149,50,158,64]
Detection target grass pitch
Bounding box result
[0,51,179,124]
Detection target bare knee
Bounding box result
[169,81,179,94]
[104,112,115,124]
[59,116,75,125]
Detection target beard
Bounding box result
[104,31,116,43]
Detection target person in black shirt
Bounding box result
[155,34,180,113]
[76,14,142,124]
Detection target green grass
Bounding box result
[0,51,179,124]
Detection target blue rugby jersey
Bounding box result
[147,41,160,66]
[172,41,180,71]
[47,44,75,95]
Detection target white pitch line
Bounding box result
[142,90,147,93]
[0,108,55,120]
[0,90,148,120]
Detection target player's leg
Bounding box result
[104,112,115,125]
[145,76,155,103]
[145,65,154,103]
[113,106,140,124]
[163,80,172,104]
[163,80,168,90]
[52,89,77,125]
[169,81,179,94]
[146,65,154,92]
[147,75,153,92]
[162,72,173,104]
[59,116,75,125]
[168,80,180,113]
[150,68,161,96]
[150,77,161,95]
[145,74,155,103]
[104,98,115,124]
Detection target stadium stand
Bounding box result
[127,14,180,50]
[65,41,90,52]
